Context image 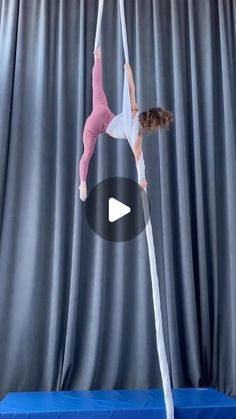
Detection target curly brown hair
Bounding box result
[138,107,173,134]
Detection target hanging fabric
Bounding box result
[93,1,175,418]
[94,0,104,51]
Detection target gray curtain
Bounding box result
[0,0,236,400]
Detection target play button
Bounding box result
[85,177,150,242]
[108,198,131,222]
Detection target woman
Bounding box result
[79,46,173,201]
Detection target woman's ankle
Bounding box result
[93,46,101,59]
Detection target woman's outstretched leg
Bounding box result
[79,47,114,202]
[92,46,109,108]
[79,48,103,201]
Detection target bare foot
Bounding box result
[79,182,87,202]
[93,46,101,59]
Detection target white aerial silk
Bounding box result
[94,1,175,418]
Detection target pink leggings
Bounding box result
[79,57,114,182]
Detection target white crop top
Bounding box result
[105,112,127,139]
[105,112,145,181]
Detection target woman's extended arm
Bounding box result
[124,63,138,114]
[133,131,148,189]
[134,131,142,163]
[124,63,147,188]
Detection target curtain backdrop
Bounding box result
[0,0,236,399]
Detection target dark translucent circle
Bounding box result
[85,177,150,242]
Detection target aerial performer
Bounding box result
[79,46,173,201]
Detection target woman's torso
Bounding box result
[105,111,139,143]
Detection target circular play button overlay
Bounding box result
[85,177,150,242]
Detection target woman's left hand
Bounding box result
[124,63,131,71]
[139,179,148,189]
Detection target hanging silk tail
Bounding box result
[118,1,175,418]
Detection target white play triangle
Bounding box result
[108,198,131,223]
